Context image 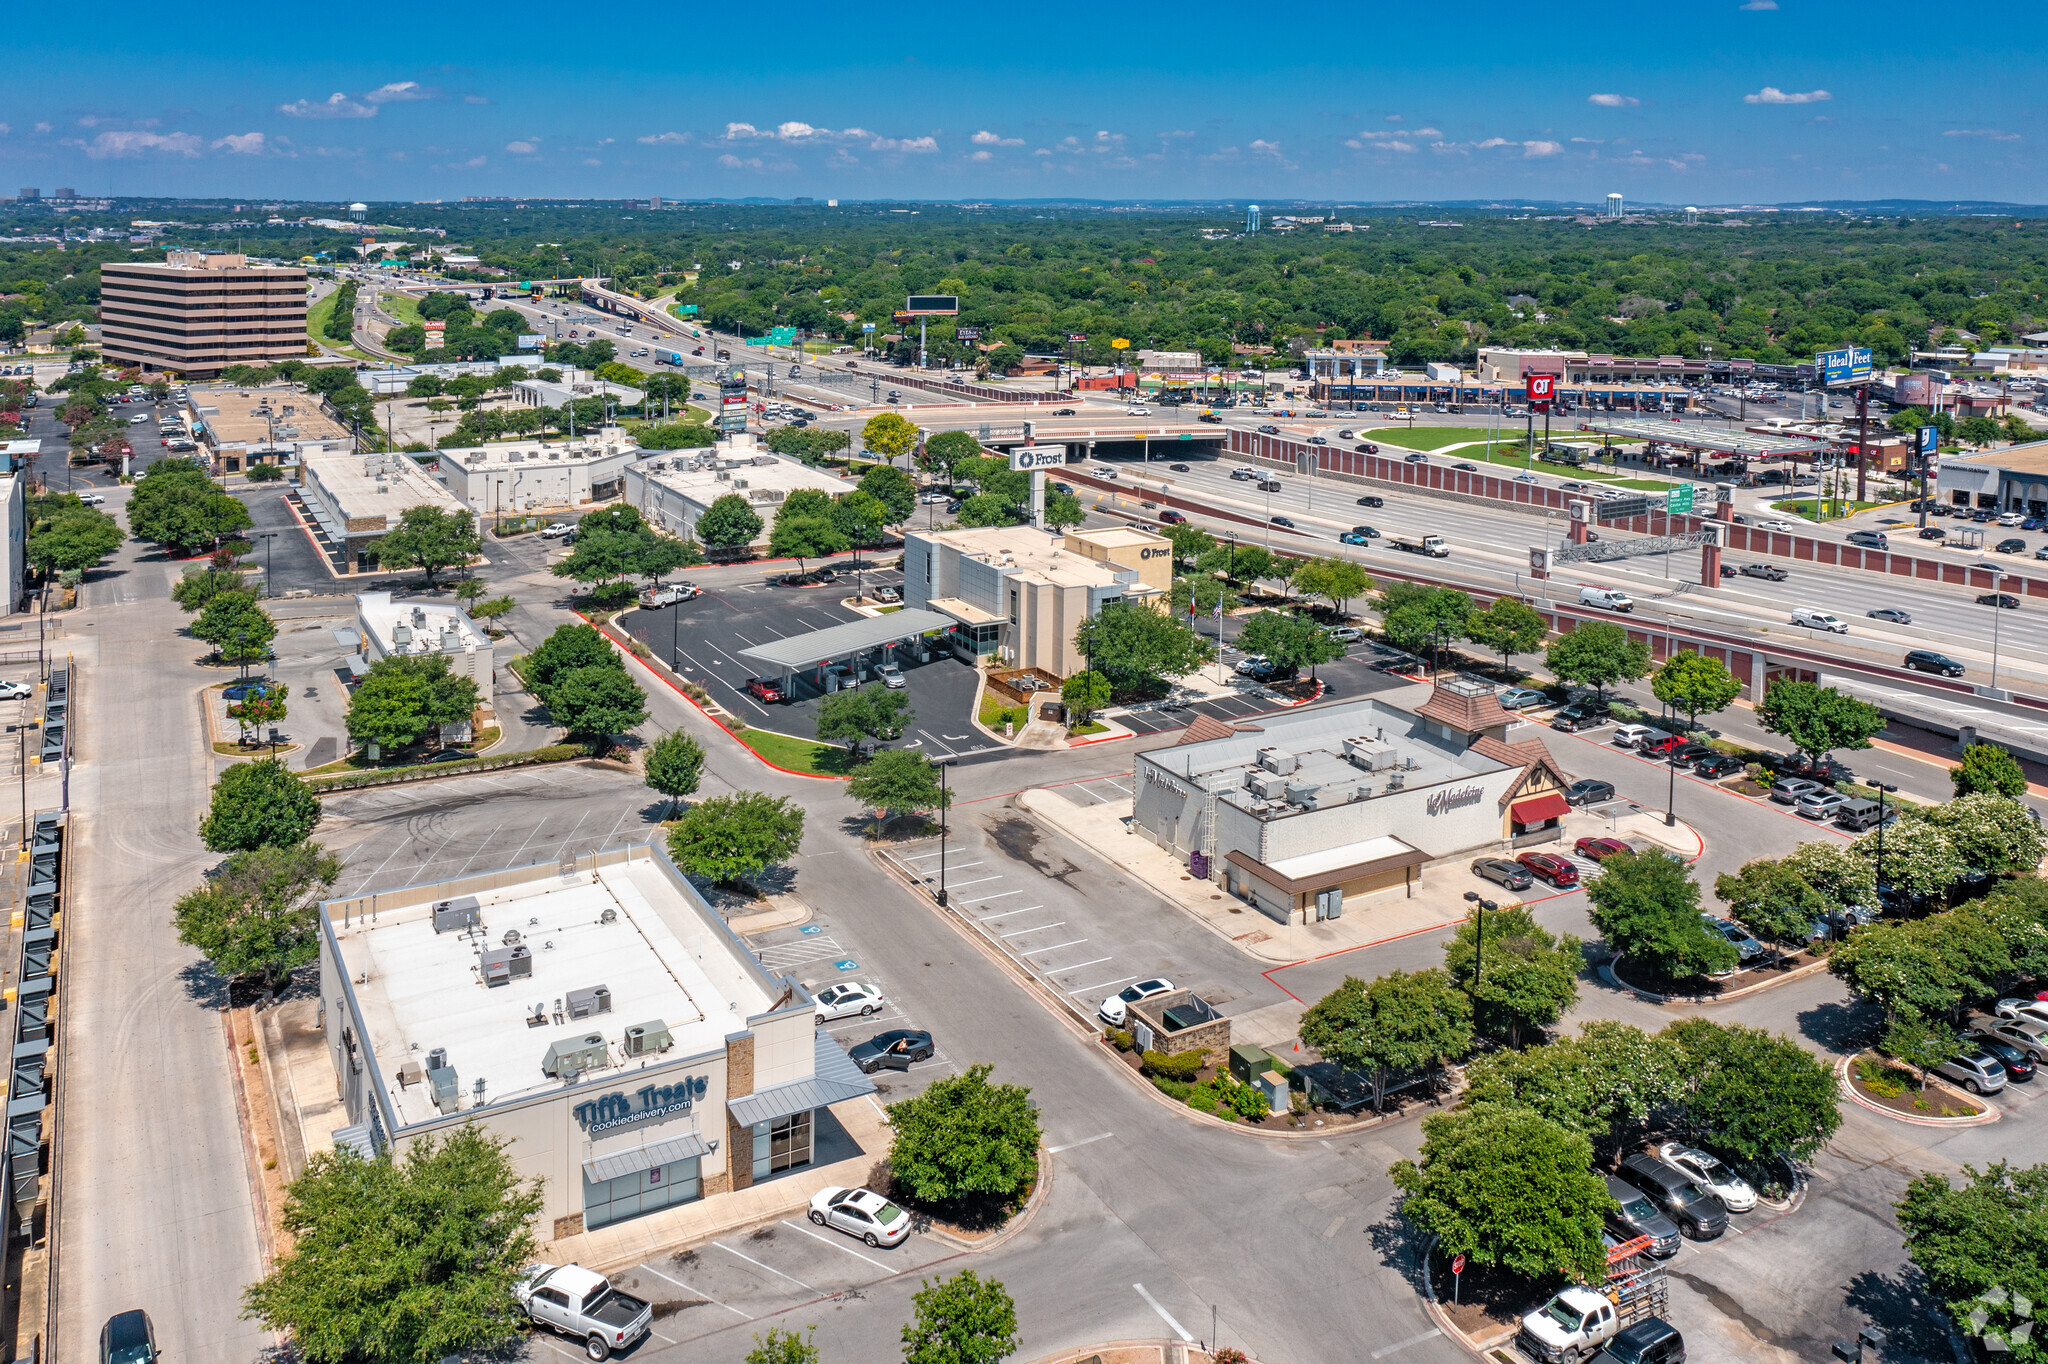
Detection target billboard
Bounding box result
[1896,373,1935,406]
[1009,445,1068,472]
[955,326,983,341]
[903,294,960,316]
[1917,423,1940,458]
[1526,373,1556,412]
[1815,347,1873,386]
[516,334,545,350]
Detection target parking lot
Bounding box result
[1112,635,1417,738]
[619,566,1004,762]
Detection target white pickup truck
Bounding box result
[517,1263,653,1360]
[1519,1285,1656,1363]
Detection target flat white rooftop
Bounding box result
[331,857,773,1126]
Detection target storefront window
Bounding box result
[752,1111,813,1179]
[582,1157,701,1230]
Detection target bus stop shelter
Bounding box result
[736,609,955,695]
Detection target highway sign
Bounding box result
[1665,484,1695,516]
[1816,347,1873,385]
[1595,496,1653,520]
[678,304,699,315]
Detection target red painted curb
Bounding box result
[1067,732,1131,748]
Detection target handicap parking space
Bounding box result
[746,920,961,1090]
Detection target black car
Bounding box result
[1980,593,2022,609]
[1566,778,1616,805]
[1356,494,1384,507]
[1599,1318,1686,1364]
[1918,526,1947,540]
[1052,407,1076,416]
[1619,1153,1728,1241]
[101,1311,158,1364]
[1904,649,1965,677]
[1868,607,1913,624]
[1355,442,1380,455]
[425,749,473,764]
[1552,708,1601,734]
[1169,463,1190,472]
[1472,857,1534,891]
[1348,524,1381,539]
[1974,1035,2037,1082]
[1453,462,1478,471]
[848,1028,935,1074]
[1998,538,2029,554]
[1690,753,1745,779]
[1271,515,1295,528]
[1739,563,1787,581]
[1668,742,1717,768]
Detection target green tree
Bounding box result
[832,489,890,560]
[1201,540,1274,587]
[887,1063,1040,1205]
[955,492,1021,528]
[921,428,981,477]
[1898,1162,2048,1364]
[524,623,621,697]
[1662,1018,1843,1161]
[846,748,949,827]
[1462,596,1548,674]
[548,665,648,747]
[1165,523,1215,569]
[1953,743,2030,800]
[1584,849,1739,980]
[768,502,851,576]
[1235,609,1343,680]
[1461,1020,1684,1148]
[26,505,121,574]
[1042,489,1086,531]
[901,1270,1020,1364]
[863,411,922,464]
[1922,794,2046,877]
[1443,903,1583,1048]
[172,560,248,613]
[1299,969,1473,1112]
[1544,621,1651,702]
[1072,601,1214,693]
[1378,582,1472,674]
[369,506,480,587]
[644,730,706,818]
[1289,556,1374,615]
[127,457,253,555]
[696,493,765,552]
[1884,1015,1965,1096]
[172,840,340,989]
[1828,910,2001,1023]
[816,682,914,750]
[346,653,482,755]
[1851,814,1964,903]
[201,759,322,852]
[551,504,657,595]
[470,595,515,626]
[665,791,805,888]
[227,684,290,742]
[242,1127,545,1364]
[1168,574,1238,617]
[859,464,918,523]
[1388,1105,1612,1285]
[1060,670,1111,728]
[744,1327,819,1364]
[1714,857,1831,946]
[1756,679,1886,771]
[191,590,277,664]
[1651,649,1743,732]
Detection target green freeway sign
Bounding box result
[1665,485,1695,516]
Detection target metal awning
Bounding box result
[727,1034,878,1129]
[1576,419,1833,457]
[735,609,954,674]
[581,1130,710,1183]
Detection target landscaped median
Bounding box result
[302,743,586,793]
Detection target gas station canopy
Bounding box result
[1577,418,1834,459]
[735,609,954,675]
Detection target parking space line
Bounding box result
[777,1218,891,1270]
[1043,955,1112,972]
[999,922,1066,937]
[1047,1131,1113,1154]
[1070,785,1112,803]
[957,889,1023,905]
[713,1240,817,1291]
[1024,937,1087,954]
[1133,1284,1194,1343]
[944,875,1002,889]
[1069,975,1138,994]
[637,1265,753,1320]
[973,903,1041,920]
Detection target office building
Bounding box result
[0,468,23,614]
[1132,680,1575,925]
[622,437,854,554]
[317,844,875,1240]
[98,252,308,378]
[438,429,639,517]
[903,524,1171,674]
[299,447,472,573]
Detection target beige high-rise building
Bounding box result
[98,251,307,377]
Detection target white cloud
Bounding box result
[1745,86,1831,104]
[1384,114,1404,122]
[638,131,691,145]
[1740,0,1778,9]
[464,95,490,105]
[505,139,539,154]
[1033,148,1051,156]
[871,135,938,153]
[279,92,377,119]
[971,130,1023,146]
[77,115,103,128]
[1523,140,1564,156]
[1415,127,1442,137]
[1588,93,1640,107]
[461,155,485,168]
[1250,139,1284,155]
[1369,139,1416,153]
[365,81,433,104]
[75,130,201,158]
[0,124,9,136]
[33,122,49,134]
[970,149,992,161]
[1159,129,1195,139]
[1572,137,1605,143]
[583,158,601,165]
[212,132,267,154]
[1946,128,2021,141]
[717,153,747,168]
[1476,137,1511,149]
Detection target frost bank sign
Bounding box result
[574,1075,708,1133]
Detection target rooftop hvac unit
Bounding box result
[428,1063,461,1114]
[479,944,532,987]
[1257,747,1297,775]
[733,479,748,490]
[392,623,413,647]
[1284,782,1321,808]
[716,470,730,481]
[624,1020,673,1057]
[1246,770,1287,801]
[441,628,461,650]
[411,607,428,627]
[432,896,481,934]
[566,984,612,1019]
[542,1032,610,1079]
[426,1047,448,1071]
[1344,738,1398,772]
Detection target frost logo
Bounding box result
[1964,1285,2033,1352]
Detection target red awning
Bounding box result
[1511,793,1571,826]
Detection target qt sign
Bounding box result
[1008,446,1068,472]
[1526,374,1557,412]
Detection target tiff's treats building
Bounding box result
[318,844,875,1237]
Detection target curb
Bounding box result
[1836,1052,2002,1128]
[1024,1345,1234,1364]
[1418,1233,1519,1357]
[920,1142,1054,1255]
[1600,952,1834,1006]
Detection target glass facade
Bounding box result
[582,1156,702,1230]
[752,1111,814,1179]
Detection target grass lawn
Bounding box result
[381,292,421,325]
[1363,425,1506,451]
[980,693,1030,730]
[305,290,343,345]
[1609,478,1684,492]
[734,725,852,775]
[1771,498,1887,518]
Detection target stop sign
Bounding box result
[1451,1253,1467,1275]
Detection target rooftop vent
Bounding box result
[1284,781,1321,808]
[411,607,428,627]
[479,944,532,987]
[392,623,412,647]
[1344,737,1398,772]
[428,1062,461,1114]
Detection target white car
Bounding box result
[919,491,949,505]
[1233,654,1270,677]
[808,1185,910,1247]
[126,413,148,424]
[1757,519,1799,533]
[540,522,575,539]
[813,981,884,1022]
[0,681,31,701]
[77,492,105,506]
[876,661,906,689]
[1654,1142,1758,1212]
[1099,977,1174,1026]
[1995,998,2048,1030]
[1126,405,1151,416]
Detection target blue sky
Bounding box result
[5,1,2043,204]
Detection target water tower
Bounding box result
[1245,204,1261,234]
[1685,205,1699,225]
[1606,193,1624,219]
[349,202,368,223]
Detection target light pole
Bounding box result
[252,531,278,598]
[1872,781,1897,908]
[1991,574,2013,691]
[935,758,955,906]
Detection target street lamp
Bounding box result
[251,530,278,598]
[1872,781,1898,911]
[1991,575,2015,691]
[935,758,956,906]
